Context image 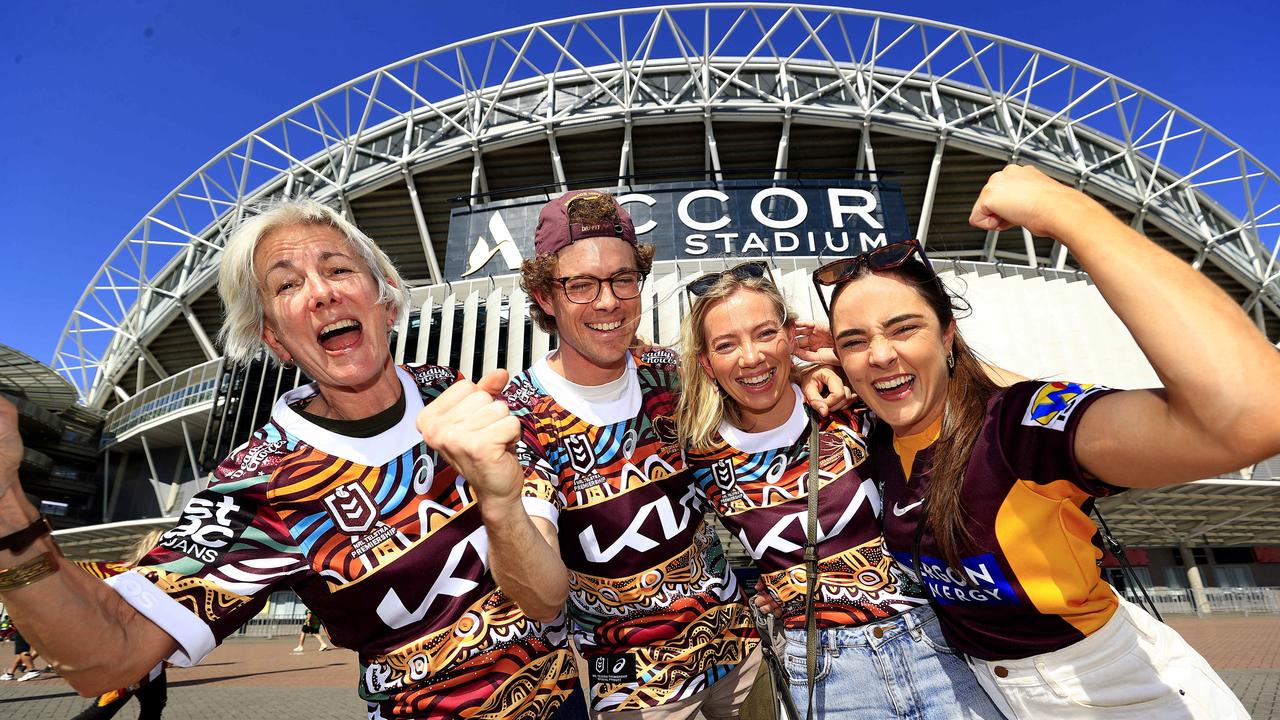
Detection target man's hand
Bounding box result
[416,369,523,510]
[969,163,1094,239]
[0,397,25,499]
[793,320,838,366]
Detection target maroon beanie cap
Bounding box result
[533,189,638,256]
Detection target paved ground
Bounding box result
[1,613,1277,718]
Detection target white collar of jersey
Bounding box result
[529,351,641,426]
[717,384,807,454]
[272,365,424,467]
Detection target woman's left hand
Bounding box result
[793,320,838,366]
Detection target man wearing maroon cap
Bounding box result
[501,189,762,718]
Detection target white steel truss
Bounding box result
[55,3,1280,407]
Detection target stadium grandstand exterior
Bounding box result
[46,4,1280,609]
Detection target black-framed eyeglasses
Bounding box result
[811,240,933,315]
[553,269,647,304]
[686,260,774,298]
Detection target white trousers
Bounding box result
[967,597,1248,719]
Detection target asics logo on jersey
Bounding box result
[323,481,379,534]
[578,485,699,562]
[411,452,436,495]
[891,499,924,517]
[564,433,596,475]
[376,526,489,629]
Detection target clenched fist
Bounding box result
[969,163,1098,239]
[416,369,524,510]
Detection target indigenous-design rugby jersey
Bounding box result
[505,348,757,713]
[876,380,1125,661]
[685,386,925,629]
[74,560,132,580]
[106,365,576,719]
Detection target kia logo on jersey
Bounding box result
[323,481,379,534]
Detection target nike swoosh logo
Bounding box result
[892,500,924,517]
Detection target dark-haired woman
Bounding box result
[814,163,1272,718]
[676,263,1004,718]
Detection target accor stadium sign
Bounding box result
[443,180,910,280]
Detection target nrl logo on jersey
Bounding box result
[323,480,412,573]
[323,481,380,534]
[710,458,745,505]
[564,433,606,492]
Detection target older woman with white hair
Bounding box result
[0,199,579,719]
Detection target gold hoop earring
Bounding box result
[946,351,955,369]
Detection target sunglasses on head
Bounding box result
[811,240,933,314]
[686,260,774,297]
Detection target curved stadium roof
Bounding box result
[55,3,1280,410]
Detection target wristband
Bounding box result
[0,515,52,554]
[0,552,57,592]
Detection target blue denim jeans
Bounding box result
[782,604,1006,719]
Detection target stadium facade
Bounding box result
[43,5,1280,603]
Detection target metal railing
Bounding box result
[232,615,312,640]
[1122,586,1280,616]
[103,358,223,439]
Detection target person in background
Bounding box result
[2,622,44,681]
[292,609,333,653]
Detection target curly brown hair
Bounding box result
[521,244,656,333]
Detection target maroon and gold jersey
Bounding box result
[876,380,1124,661]
[74,560,132,580]
[686,387,924,629]
[105,365,576,719]
[505,348,757,712]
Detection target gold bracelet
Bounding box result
[0,552,58,592]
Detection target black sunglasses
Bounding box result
[686,261,774,297]
[811,240,933,314]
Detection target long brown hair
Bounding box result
[830,263,999,569]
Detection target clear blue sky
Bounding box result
[2,0,1277,363]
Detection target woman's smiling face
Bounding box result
[255,223,397,404]
[697,287,796,433]
[830,272,954,436]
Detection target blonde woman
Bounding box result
[676,262,1002,719]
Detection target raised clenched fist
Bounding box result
[415,369,524,507]
[968,164,1096,239]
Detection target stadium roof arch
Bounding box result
[56,2,1280,412]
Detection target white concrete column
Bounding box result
[1178,540,1213,616]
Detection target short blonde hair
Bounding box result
[676,274,796,450]
[216,198,408,364]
